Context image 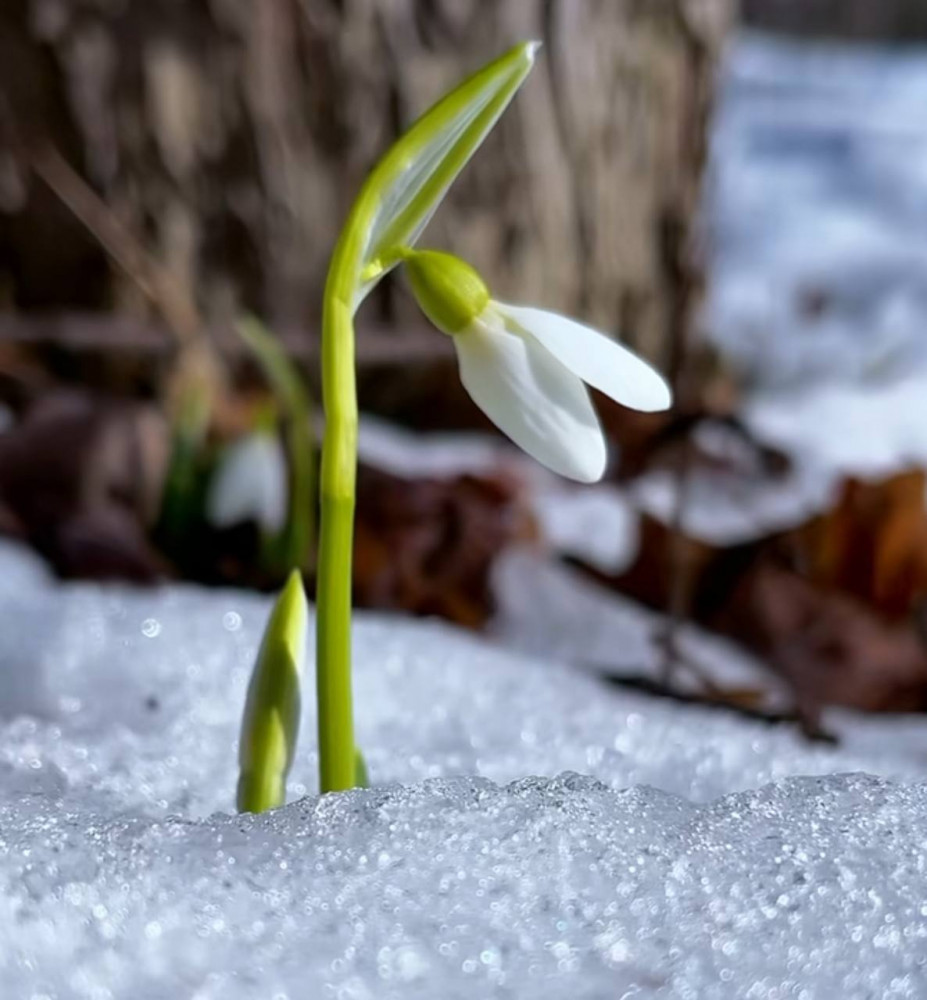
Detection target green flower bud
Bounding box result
[237,569,308,813]
[404,250,490,335]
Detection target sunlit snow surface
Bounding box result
[707,32,927,388]
[635,32,927,545]
[2,538,927,998]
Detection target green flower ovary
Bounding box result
[404,249,490,335]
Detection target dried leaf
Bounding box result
[797,470,927,619]
[352,464,536,628]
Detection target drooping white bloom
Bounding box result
[207,430,288,533]
[404,250,672,483]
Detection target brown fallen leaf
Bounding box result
[352,464,537,628]
[0,390,169,580]
[581,466,927,714]
[713,559,927,713]
[795,470,927,620]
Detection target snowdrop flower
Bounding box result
[404,249,672,482]
[207,429,288,533]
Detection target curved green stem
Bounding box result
[316,205,370,793]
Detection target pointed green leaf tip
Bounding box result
[335,40,539,307]
[237,570,309,813]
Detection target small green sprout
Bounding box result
[237,570,308,812]
[157,378,212,550]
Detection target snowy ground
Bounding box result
[3,536,927,998]
[706,32,927,390]
[691,32,927,541]
[4,30,927,1000]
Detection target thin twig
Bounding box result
[592,664,838,743]
[26,142,201,348]
[0,96,203,354]
[656,433,698,685]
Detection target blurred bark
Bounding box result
[743,0,927,41]
[0,0,733,374]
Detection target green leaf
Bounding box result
[237,316,316,571]
[237,570,309,812]
[156,383,212,550]
[330,41,539,310]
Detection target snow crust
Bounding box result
[5,769,927,999]
[2,541,927,997]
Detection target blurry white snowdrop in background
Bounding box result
[404,249,672,482]
[207,429,288,533]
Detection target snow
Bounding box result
[492,551,793,704]
[5,769,927,999]
[706,32,927,486]
[707,32,927,389]
[2,540,927,997]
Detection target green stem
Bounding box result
[316,217,367,794]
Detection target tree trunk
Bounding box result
[0,0,733,376]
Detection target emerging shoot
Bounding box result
[237,570,308,812]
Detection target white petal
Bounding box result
[454,314,607,482]
[498,304,672,413]
[207,433,289,532]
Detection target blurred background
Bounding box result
[1,0,926,734]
